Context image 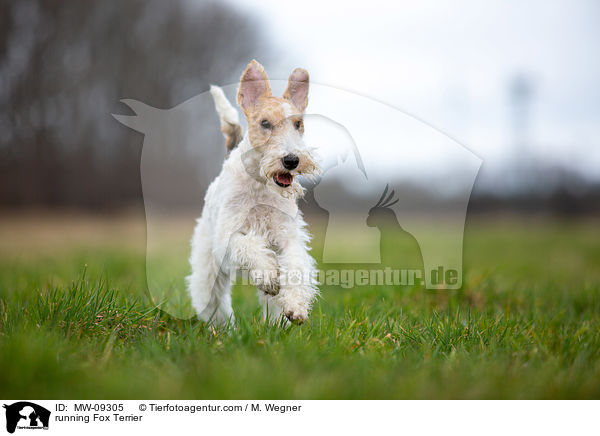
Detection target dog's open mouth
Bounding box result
[274,172,293,187]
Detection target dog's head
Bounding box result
[237,60,319,197]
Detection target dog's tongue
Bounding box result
[276,173,293,186]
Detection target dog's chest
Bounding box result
[237,191,297,250]
[242,203,294,233]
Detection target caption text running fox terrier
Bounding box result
[187,60,320,326]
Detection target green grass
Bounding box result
[0,214,599,399]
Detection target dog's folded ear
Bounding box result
[237,60,272,114]
[283,68,309,112]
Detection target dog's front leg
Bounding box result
[276,232,319,325]
[226,232,280,295]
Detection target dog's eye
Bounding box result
[260,119,272,129]
[294,120,302,130]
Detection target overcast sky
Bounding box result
[216,0,600,185]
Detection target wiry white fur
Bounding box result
[187,87,320,327]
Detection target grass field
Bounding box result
[0,211,599,399]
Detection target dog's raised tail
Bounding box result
[210,85,243,155]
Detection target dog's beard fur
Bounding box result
[241,144,320,199]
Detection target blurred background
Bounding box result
[1,0,600,400]
[1,0,599,215]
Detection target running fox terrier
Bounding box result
[187,60,320,326]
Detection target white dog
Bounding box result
[187,60,320,326]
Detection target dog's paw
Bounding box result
[251,269,280,296]
[254,251,281,295]
[257,275,280,296]
[284,307,308,325]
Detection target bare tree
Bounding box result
[0,0,271,209]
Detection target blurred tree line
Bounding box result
[0,0,270,209]
[0,1,597,216]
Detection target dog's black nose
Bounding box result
[282,154,299,170]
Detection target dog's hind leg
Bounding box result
[187,218,235,326]
[257,291,287,327]
[199,270,234,326]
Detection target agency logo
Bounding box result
[3,402,50,434]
